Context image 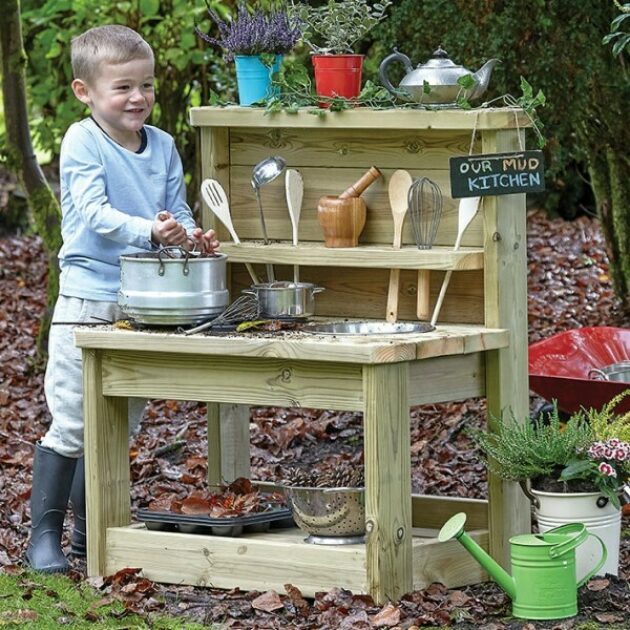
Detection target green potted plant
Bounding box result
[471,390,630,579]
[290,0,392,105]
[196,2,303,106]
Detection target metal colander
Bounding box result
[283,486,365,541]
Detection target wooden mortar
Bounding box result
[317,166,381,248]
[317,196,367,248]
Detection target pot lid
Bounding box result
[418,46,463,70]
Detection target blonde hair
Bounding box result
[71,25,154,84]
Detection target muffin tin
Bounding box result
[137,507,294,537]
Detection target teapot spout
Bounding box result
[438,513,516,600]
[470,59,500,99]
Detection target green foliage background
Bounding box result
[21,0,235,200]
[369,0,628,219]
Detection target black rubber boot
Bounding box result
[69,456,86,557]
[25,444,77,573]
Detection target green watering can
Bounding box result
[438,512,607,620]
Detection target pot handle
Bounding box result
[242,289,257,296]
[379,49,414,97]
[311,287,326,295]
[576,533,607,588]
[588,368,608,381]
[518,480,540,509]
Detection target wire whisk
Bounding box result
[408,177,443,249]
[183,294,259,335]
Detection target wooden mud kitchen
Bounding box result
[76,107,532,603]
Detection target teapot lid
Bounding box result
[421,46,462,70]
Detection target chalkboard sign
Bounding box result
[449,150,545,199]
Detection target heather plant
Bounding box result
[470,405,594,484]
[472,394,630,508]
[290,0,392,55]
[196,2,303,62]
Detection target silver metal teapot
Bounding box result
[379,46,499,105]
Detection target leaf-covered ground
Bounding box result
[1,210,629,629]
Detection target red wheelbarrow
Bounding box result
[529,326,630,415]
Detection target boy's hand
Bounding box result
[151,212,188,247]
[191,227,220,255]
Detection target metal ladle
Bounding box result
[251,155,286,282]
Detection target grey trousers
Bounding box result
[41,295,145,458]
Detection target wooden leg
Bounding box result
[83,349,129,577]
[207,403,251,486]
[363,363,412,603]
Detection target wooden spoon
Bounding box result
[285,169,304,283]
[386,170,414,322]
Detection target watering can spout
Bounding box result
[438,513,516,600]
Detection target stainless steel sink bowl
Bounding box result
[302,321,435,336]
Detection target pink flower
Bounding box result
[598,462,617,477]
[607,439,621,447]
[588,442,606,459]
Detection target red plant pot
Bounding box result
[312,54,364,108]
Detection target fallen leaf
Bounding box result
[371,602,401,627]
[594,612,624,623]
[251,590,284,612]
[587,578,610,591]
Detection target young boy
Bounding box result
[26,24,218,572]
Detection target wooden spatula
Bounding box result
[430,196,481,327]
[386,170,414,322]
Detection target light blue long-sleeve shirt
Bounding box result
[58,117,196,301]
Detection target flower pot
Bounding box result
[234,55,282,106]
[311,54,364,108]
[530,489,621,579]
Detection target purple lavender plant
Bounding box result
[196,2,303,62]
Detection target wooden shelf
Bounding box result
[220,241,484,271]
[189,105,531,131]
[105,524,488,597]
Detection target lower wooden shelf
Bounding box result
[105,524,489,596]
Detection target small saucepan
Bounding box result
[243,281,324,319]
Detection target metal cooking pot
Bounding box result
[588,361,630,383]
[118,247,229,325]
[243,281,324,319]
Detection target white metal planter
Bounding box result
[531,489,621,580]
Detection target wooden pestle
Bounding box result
[338,166,382,199]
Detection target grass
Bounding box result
[0,570,210,629]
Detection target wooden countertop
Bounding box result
[189,106,531,131]
[75,323,509,365]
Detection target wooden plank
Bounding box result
[75,325,508,363]
[231,266,485,325]
[100,351,365,411]
[106,526,368,595]
[364,363,412,603]
[411,495,488,530]
[189,106,532,131]
[411,530,489,590]
[83,349,130,577]
[220,242,484,270]
[408,353,485,405]
[482,128,531,570]
[207,403,251,486]
[228,166,484,248]
[230,127,473,169]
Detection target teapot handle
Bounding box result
[576,532,607,588]
[379,49,414,97]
